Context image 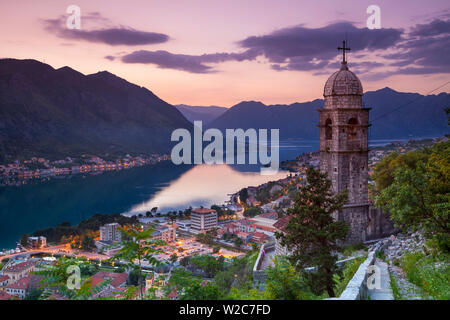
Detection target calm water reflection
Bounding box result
[0,139,319,249]
[127,164,289,214]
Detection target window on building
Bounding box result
[325,118,332,140]
[347,117,358,140]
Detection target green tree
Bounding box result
[128,268,141,286]
[181,279,223,300]
[109,225,164,299]
[243,206,262,218]
[190,255,224,277]
[239,188,248,204]
[233,237,244,249]
[263,256,319,300]
[24,288,43,300]
[168,268,197,289]
[20,234,30,248]
[169,253,178,265]
[375,142,450,251]
[275,168,348,297]
[371,150,428,193]
[34,257,109,300]
[81,232,95,251]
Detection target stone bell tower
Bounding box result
[318,41,371,244]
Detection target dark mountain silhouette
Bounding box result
[0,58,192,163]
[207,88,449,139]
[175,104,227,124]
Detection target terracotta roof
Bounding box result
[252,232,269,240]
[7,275,42,290]
[4,260,35,273]
[237,219,255,226]
[91,272,128,288]
[192,208,216,214]
[237,232,250,238]
[168,290,178,298]
[0,291,11,300]
[273,216,291,231]
[257,212,278,220]
[0,275,10,283]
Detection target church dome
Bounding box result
[324,62,363,97]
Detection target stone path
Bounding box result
[259,250,275,270]
[388,265,425,300]
[368,259,394,300]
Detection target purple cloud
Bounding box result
[382,19,450,76]
[237,22,403,71]
[43,14,169,46]
[114,18,449,78]
[410,19,450,37]
[120,49,258,73]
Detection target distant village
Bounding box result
[0,153,171,186]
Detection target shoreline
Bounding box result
[1,136,445,252]
[0,154,171,187]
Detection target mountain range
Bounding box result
[175,104,227,124]
[0,58,192,163]
[179,89,449,140]
[0,58,448,164]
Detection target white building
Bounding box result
[100,223,122,242]
[27,236,46,248]
[190,208,218,234]
[152,225,177,242]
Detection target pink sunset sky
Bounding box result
[1,0,449,106]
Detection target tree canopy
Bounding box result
[374,141,450,252]
[276,168,348,297]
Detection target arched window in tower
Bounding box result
[347,117,358,140]
[325,118,332,140]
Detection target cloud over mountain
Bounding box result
[111,17,449,79]
[120,49,258,73]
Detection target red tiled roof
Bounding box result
[91,272,128,288]
[237,232,250,238]
[257,212,278,220]
[273,216,291,231]
[168,290,178,298]
[192,208,216,214]
[0,275,10,283]
[6,275,42,290]
[4,260,35,273]
[0,291,11,300]
[237,219,255,226]
[252,231,268,238]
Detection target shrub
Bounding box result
[333,255,367,297]
[400,251,450,300]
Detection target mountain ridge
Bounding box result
[0,58,192,163]
[204,88,449,139]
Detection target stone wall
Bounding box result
[368,232,426,264]
[252,242,275,286]
[366,206,397,241]
[327,251,376,300]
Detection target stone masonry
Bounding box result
[319,60,395,244]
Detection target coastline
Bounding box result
[1,136,445,252]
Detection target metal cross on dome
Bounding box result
[337,40,351,63]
